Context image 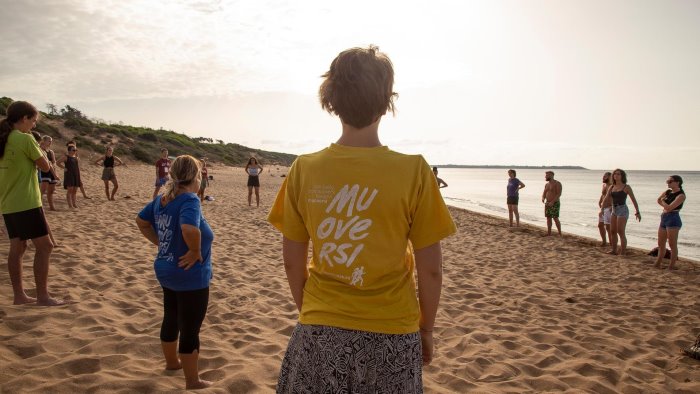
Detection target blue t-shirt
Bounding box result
[507,177,521,197]
[138,193,213,291]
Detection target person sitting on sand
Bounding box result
[433,166,448,188]
[541,171,562,236]
[153,148,171,199]
[136,155,213,390]
[0,101,65,306]
[603,168,641,255]
[268,45,456,392]
[597,171,613,247]
[57,144,82,209]
[245,157,263,206]
[507,169,525,227]
[94,146,124,201]
[654,175,685,270]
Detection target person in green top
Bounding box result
[0,101,65,306]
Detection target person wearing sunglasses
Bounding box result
[654,175,686,270]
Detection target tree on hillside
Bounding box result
[60,105,86,119]
[46,103,58,115]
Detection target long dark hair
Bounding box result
[245,157,259,170]
[612,168,627,185]
[0,101,38,158]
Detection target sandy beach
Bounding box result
[1,162,698,393]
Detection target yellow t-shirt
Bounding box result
[268,143,456,334]
[0,130,44,214]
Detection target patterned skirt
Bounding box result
[277,323,423,394]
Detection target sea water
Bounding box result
[437,168,700,262]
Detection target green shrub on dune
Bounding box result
[0,97,297,166]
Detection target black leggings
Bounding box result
[160,286,209,354]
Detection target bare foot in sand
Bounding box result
[166,362,182,371]
[36,297,68,306]
[186,379,213,390]
[605,250,617,255]
[14,295,37,305]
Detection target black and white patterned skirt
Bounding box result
[277,323,423,393]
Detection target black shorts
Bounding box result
[2,207,49,240]
[247,176,260,187]
[507,196,519,205]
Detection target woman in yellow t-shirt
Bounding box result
[0,101,65,306]
[268,46,456,392]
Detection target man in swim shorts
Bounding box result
[542,171,562,236]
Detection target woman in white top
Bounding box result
[244,157,263,207]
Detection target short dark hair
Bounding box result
[508,169,516,176]
[319,45,398,129]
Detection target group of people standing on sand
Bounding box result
[1,45,691,393]
[505,168,687,269]
[505,169,563,236]
[132,46,456,391]
[596,170,686,270]
[34,135,125,209]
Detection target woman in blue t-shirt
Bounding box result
[136,155,214,390]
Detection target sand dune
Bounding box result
[1,162,698,393]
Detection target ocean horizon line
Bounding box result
[434,165,700,172]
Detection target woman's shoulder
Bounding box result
[179,192,201,205]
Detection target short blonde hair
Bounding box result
[319,45,397,129]
[162,155,202,203]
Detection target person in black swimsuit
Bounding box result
[57,144,81,209]
[602,169,641,255]
[654,175,686,270]
[94,146,124,201]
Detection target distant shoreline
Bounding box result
[435,165,587,170]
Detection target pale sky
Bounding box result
[1,0,699,170]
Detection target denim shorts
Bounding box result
[659,211,682,229]
[612,204,629,219]
[155,177,169,187]
[599,207,612,225]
